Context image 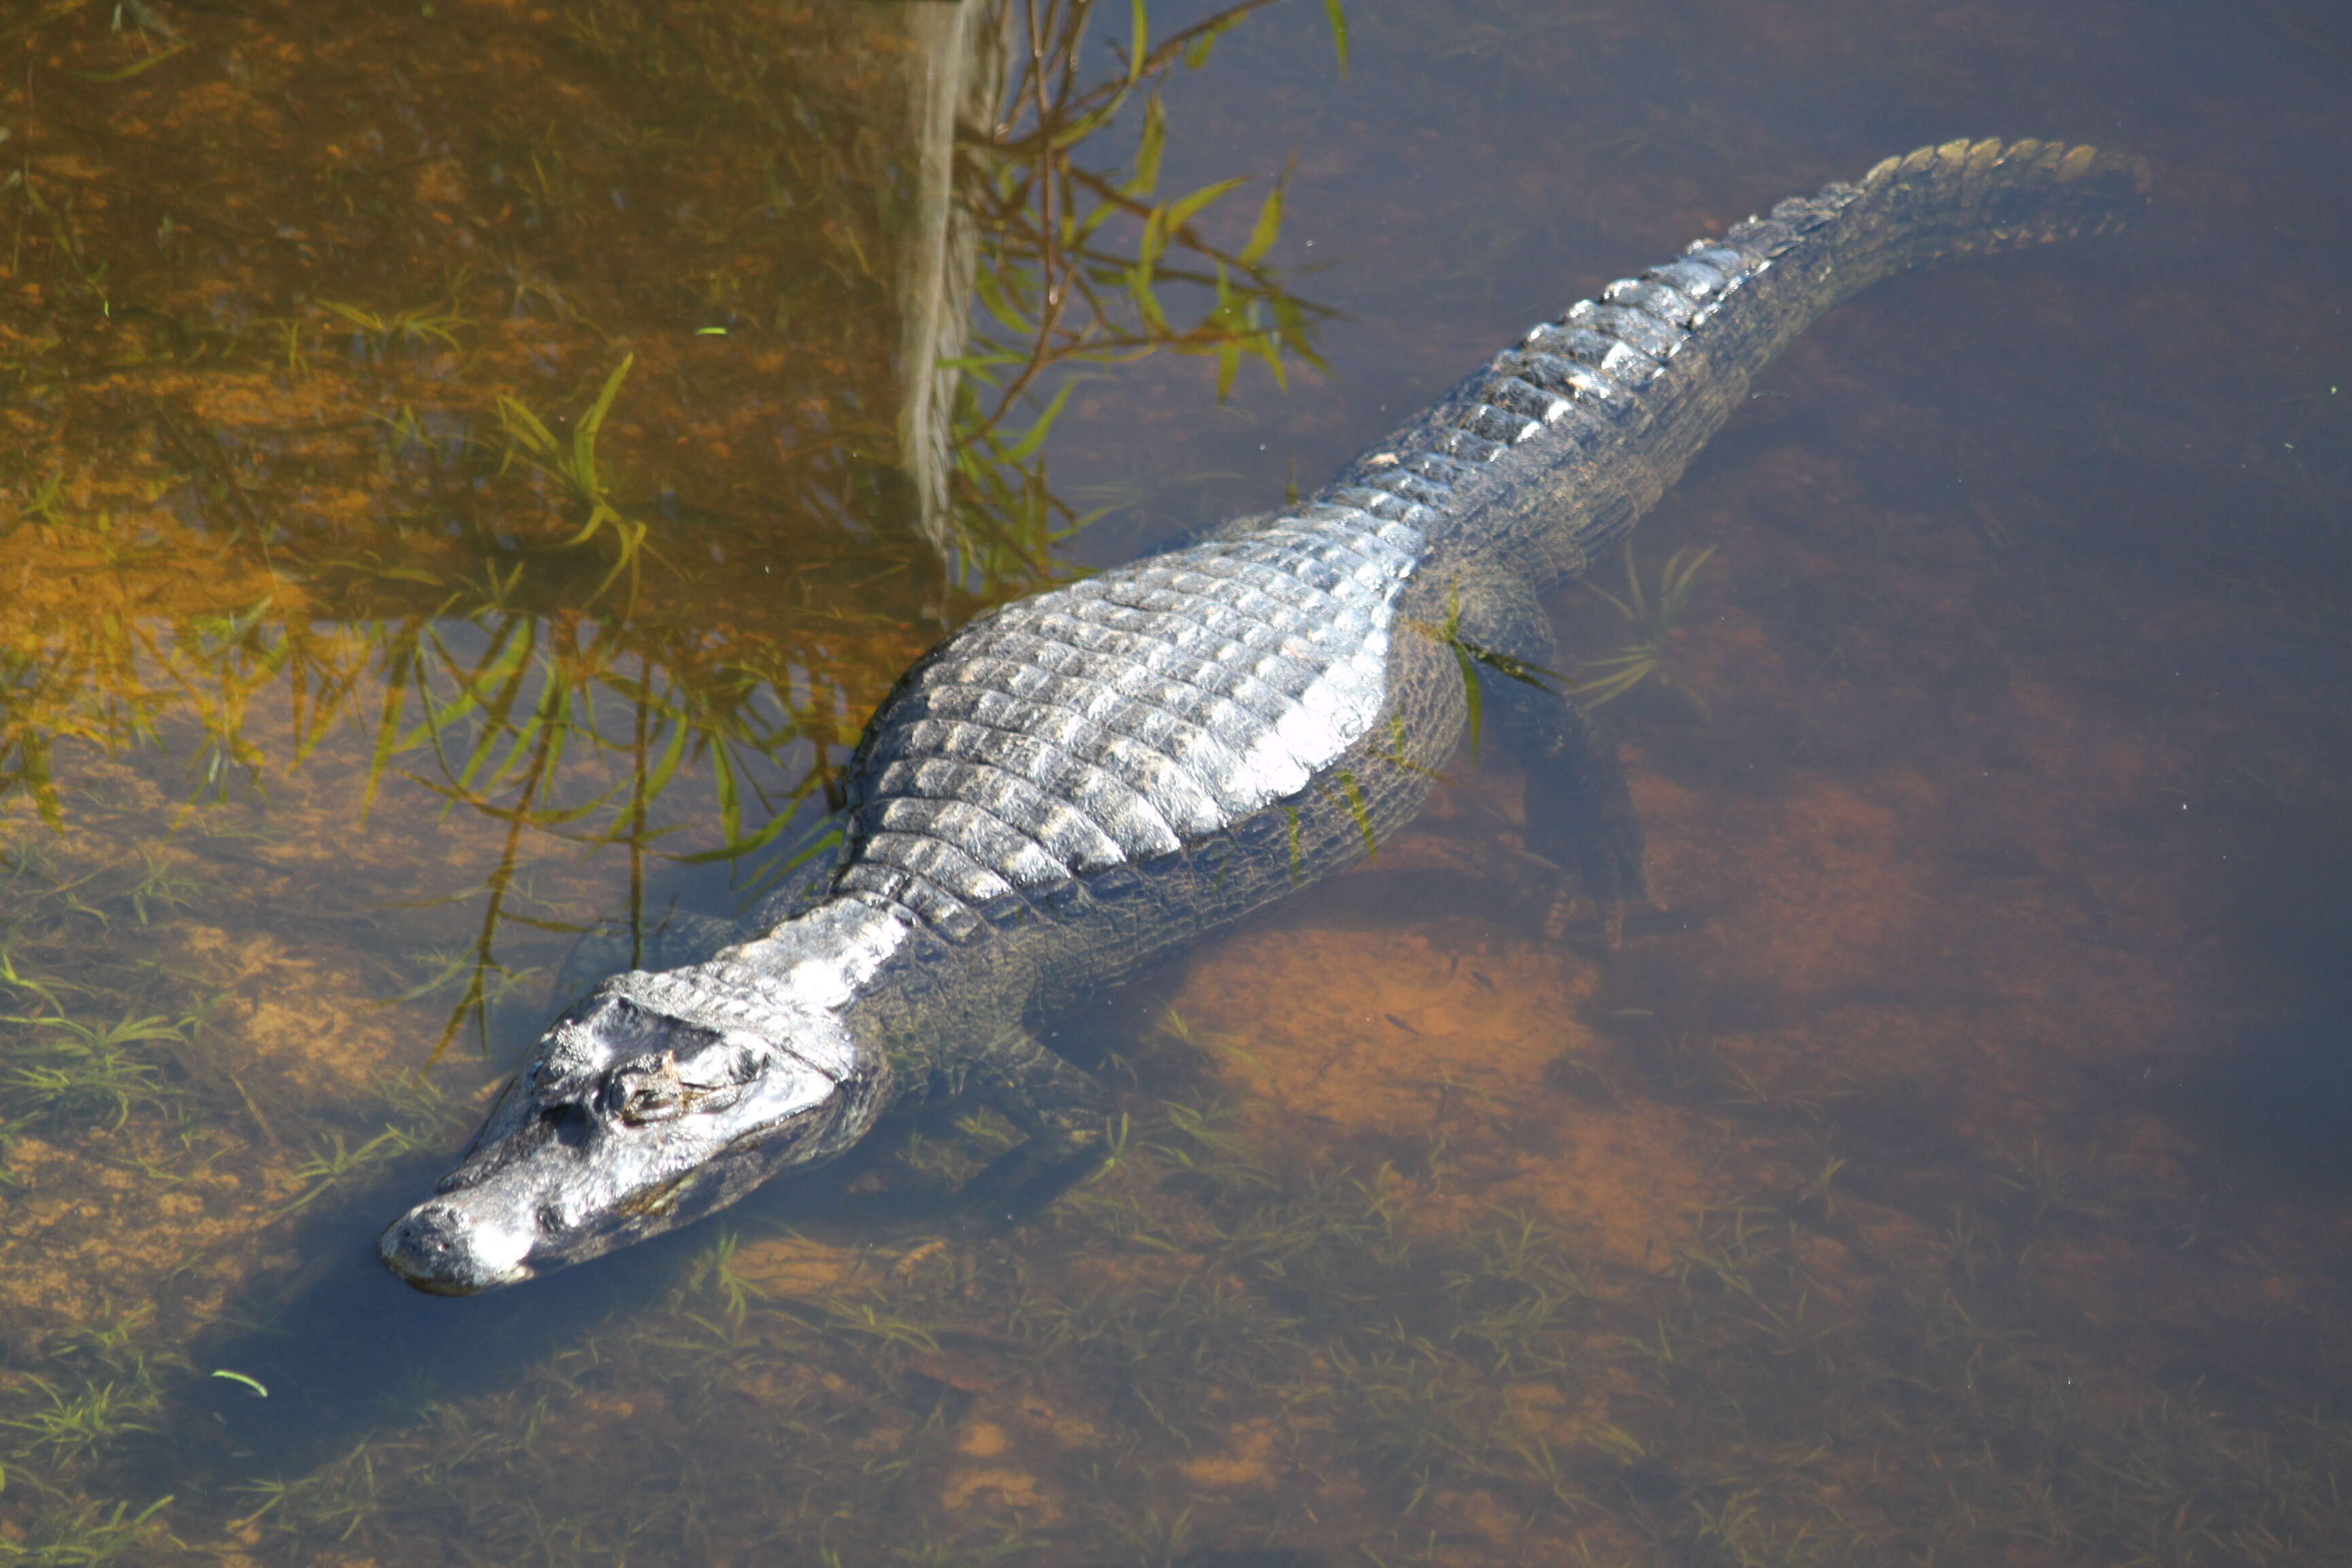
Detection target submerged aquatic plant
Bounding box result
[0,0,1356,1079]
[1575,540,1716,710]
[3,1375,161,1467]
[1407,581,1567,759]
[0,1010,186,1134]
[108,1028,2352,1568]
[491,353,649,601]
[43,11,2349,1566]
[315,297,469,361]
[0,1494,177,1567]
[274,1125,430,1217]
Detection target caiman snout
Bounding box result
[378,1198,536,1296]
[381,924,904,1294]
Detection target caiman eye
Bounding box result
[603,1052,687,1125]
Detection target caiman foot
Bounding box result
[956,1125,1114,1228]
[1528,761,1654,949]
[1537,877,1664,949]
[951,1028,1118,1226]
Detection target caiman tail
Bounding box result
[1833,137,2151,291]
[1358,137,2153,589]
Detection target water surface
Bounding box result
[3,0,2351,1562]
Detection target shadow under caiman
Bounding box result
[382,139,2151,1294]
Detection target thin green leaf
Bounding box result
[1162,175,1246,236]
[1239,177,1286,265]
[637,710,694,806]
[210,1370,269,1399]
[1332,769,1377,858]
[1003,380,1077,463]
[572,351,634,493]
[360,629,423,826]
[1454,640,1482,758]
[1126,263,1169,334]
[70,41,193,85]
[711,742,746,851]
[1324,0,1350,76]
[1460,638,1564,691]
[1129,93,1167,197]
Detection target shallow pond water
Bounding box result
[4,0,2352,1563]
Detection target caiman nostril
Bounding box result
[378,1200,532,1296]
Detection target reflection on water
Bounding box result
[4,0,2352,1561]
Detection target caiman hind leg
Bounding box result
[951,1028,1119,1224]
[1450,575,1654,945]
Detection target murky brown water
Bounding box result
[5,0,2352,1563]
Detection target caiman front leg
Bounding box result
[951,1028,1118,1224]
[1451,574,1654,945]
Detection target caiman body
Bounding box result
[383,139,2148,1294]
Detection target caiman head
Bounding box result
[379,901,907,1294]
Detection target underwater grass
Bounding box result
[314,297,468,361]
[1,1377,161,1469]
[0,1013,186,1136]
[1576,540,1717,710]
[491,353,649,604]
[0,849,213,1141]
[64,1030,2348,1568]
[0,1494,177,1567]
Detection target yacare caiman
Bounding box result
[382,139,2149,1294]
